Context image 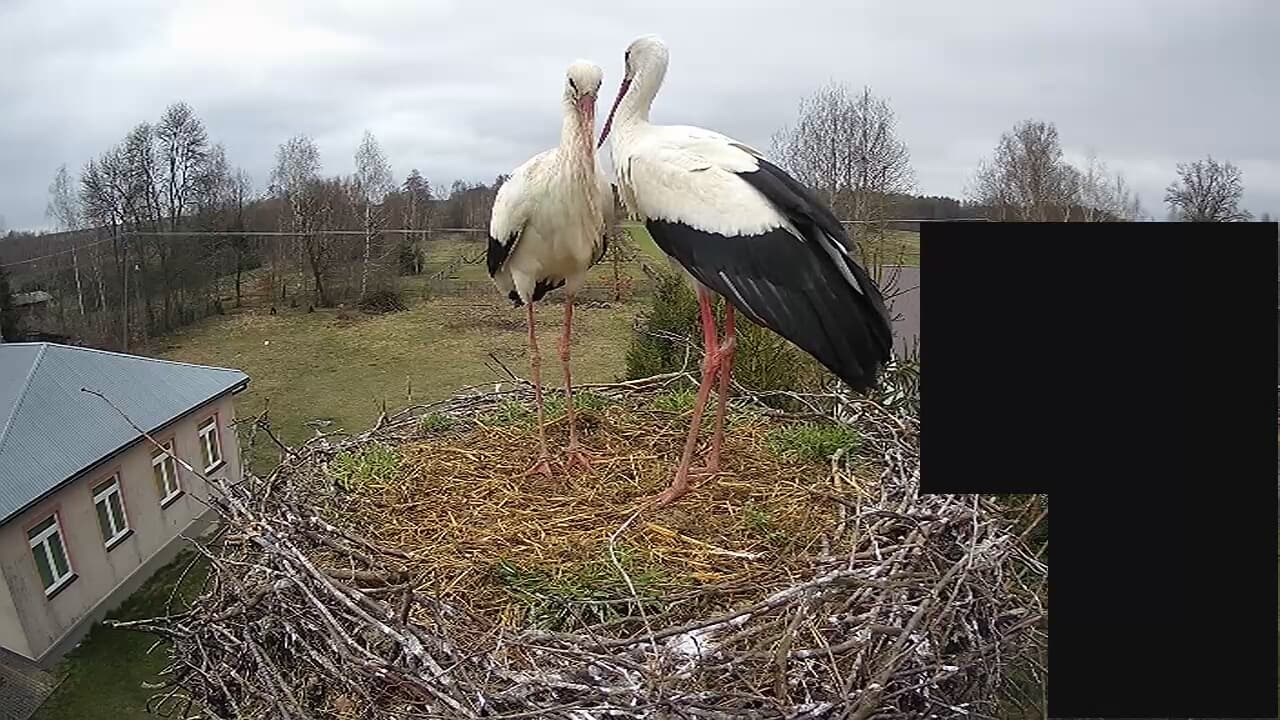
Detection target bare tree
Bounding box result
[1075,150,1145,221]
[225,169,255,308]
[46,164,87,317]
[968,119,1079,221]
[770,83,914,229]
[82,146,136,348]
[1164,156,1252,221]
[270,135,329,305]
[157,102,210,232]
[352,130,393,298]
[0,262,18,341]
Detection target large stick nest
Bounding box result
[116,364,1047,719]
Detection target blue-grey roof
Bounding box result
[0,343,249,524]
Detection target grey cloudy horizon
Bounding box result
[1,0,1277,231]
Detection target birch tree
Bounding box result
[967,119,1079,221]
[770,83,914,228]
[46,164,86,317]
[271,135,336,305]
[352,130,393,298]
[1075,151,1145,221]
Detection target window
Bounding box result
[198,417,223,472]
[152,441,182,506]
[92,475,130,548]
[28,514,74,595]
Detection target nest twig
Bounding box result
[108,362,1047,719]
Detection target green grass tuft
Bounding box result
[573,391,613,413]
[766,423,860,462]
[417,412,455,434]
[330,445,401,490]
[480,399,534,427]
[493,548,665,630]
[652,387,697,413]
[743,504,788,546]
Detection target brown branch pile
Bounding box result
[113,365,1047,719]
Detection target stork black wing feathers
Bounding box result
[645,163,894,392]
[738,156,894,342]
[486,233,514,278]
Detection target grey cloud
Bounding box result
[1,0,1277,230]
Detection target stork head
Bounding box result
[599,35,668,148]
[565,60,603,120]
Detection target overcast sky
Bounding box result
[1,0,1276,231]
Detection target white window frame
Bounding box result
[92,474,131,548]
[28,514,74,596]
[198,416,223,473]
[152,440,182,506]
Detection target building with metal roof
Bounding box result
[0,343,248,666]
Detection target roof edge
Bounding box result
[0,343,50,458]
[45,343,249,377]
[0,380,248,528]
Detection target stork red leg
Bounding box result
[559,294,592,471]
[653,286,723,506]
[523,302,553,478]
[699,303,736,475]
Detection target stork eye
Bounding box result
[569,78,577,91]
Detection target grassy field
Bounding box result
[153,294,640,471]
[34,553,208,720]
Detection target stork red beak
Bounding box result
[598,77,631,148]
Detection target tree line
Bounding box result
[0,89,1268,347]
[0,102,526,347]
[768,81,1260,226]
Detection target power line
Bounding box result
[0,228,489,268]
[0,235,115,268]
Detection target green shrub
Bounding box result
[652,387,697,413]
[572,391,613,414]
[623,267,830,403]
[625,270,700,379]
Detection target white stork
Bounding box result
[598,35,894,505]
[488,59,614,477]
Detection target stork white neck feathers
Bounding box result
[561,59,601,156]
[599,35,667,145]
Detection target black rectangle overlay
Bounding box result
[920,221,1278,717]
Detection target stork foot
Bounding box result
[651,481,692,507]
[688,460,723,477]
[523,454,554,478]
[564,444,595,472]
